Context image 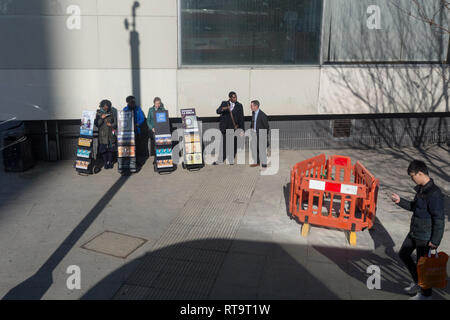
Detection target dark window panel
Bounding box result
[181,0,323,65]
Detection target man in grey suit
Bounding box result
[250,100,269,168]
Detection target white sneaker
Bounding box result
[409,292,432,300]
[404,282,420,295]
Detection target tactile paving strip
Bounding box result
[114,168,258,300]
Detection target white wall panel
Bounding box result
[177,69,251,117]
[0,69,177,120]
[318,65,449,114]
[250,69,320,115]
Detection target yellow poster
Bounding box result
[78,138,92,147]
[184,134,200,143]
[75,160,89,170]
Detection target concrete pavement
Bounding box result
[0,145,449,299]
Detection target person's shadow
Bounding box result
[2,175,130,300]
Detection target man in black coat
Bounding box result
[391,160,445,300]
[214,91,245,165]
[249,100,269,168]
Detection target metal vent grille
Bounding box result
[332,119,352,138]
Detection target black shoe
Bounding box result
[212,161,219,165]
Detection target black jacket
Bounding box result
[397,179,445,246]
[95,108,117,146]
[216,101,244,133]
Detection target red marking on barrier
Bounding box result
[325,182,341,193]
[334,157,348,166]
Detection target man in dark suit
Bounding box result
[214,91,245,165]
[250,100,269,168]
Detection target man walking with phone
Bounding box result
[391,160,445,300]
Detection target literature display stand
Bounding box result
[74,111,96,175]
[154,110,175,173]
[117,110,137,174]
[180,108,203,171]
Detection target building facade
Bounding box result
[0,0,449,158]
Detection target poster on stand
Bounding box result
[154,110,174,171]
[80,111,96,136]
[117,132,135,145]
[78,137,93,148]
[118,146,136,158]
[117,110,137,172]
[181,108,203,168]
[181,108,198,133]
[76,148,91,159]
[75,160,90,170]
[186,153,203,165]
[155,134,172,146]
[156,148,172,157]
[74,110,95,174]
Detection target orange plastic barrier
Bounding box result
[289,154,379,245]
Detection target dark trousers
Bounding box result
[398,234,432,296]
[220,132,237,164]
[99,144,114,167]
[149,130,156,157]
[135,133,149,166]
[101,151,113,165]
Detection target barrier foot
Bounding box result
[301,223,310,237]
[349,231,357,246]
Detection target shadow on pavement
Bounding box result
[314,217,449,300]
[82,239,341,300]
[2,175,130,300]
[81,236,449,300]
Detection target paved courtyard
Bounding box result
[0,145,449,300]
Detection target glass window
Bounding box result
[180,0,323,65]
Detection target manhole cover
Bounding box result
[81,231,147,259]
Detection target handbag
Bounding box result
[417,248,449,289]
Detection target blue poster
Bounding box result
[77,148,91,158]
[156,112,167,123]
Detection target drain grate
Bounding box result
[81,231,147,259]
